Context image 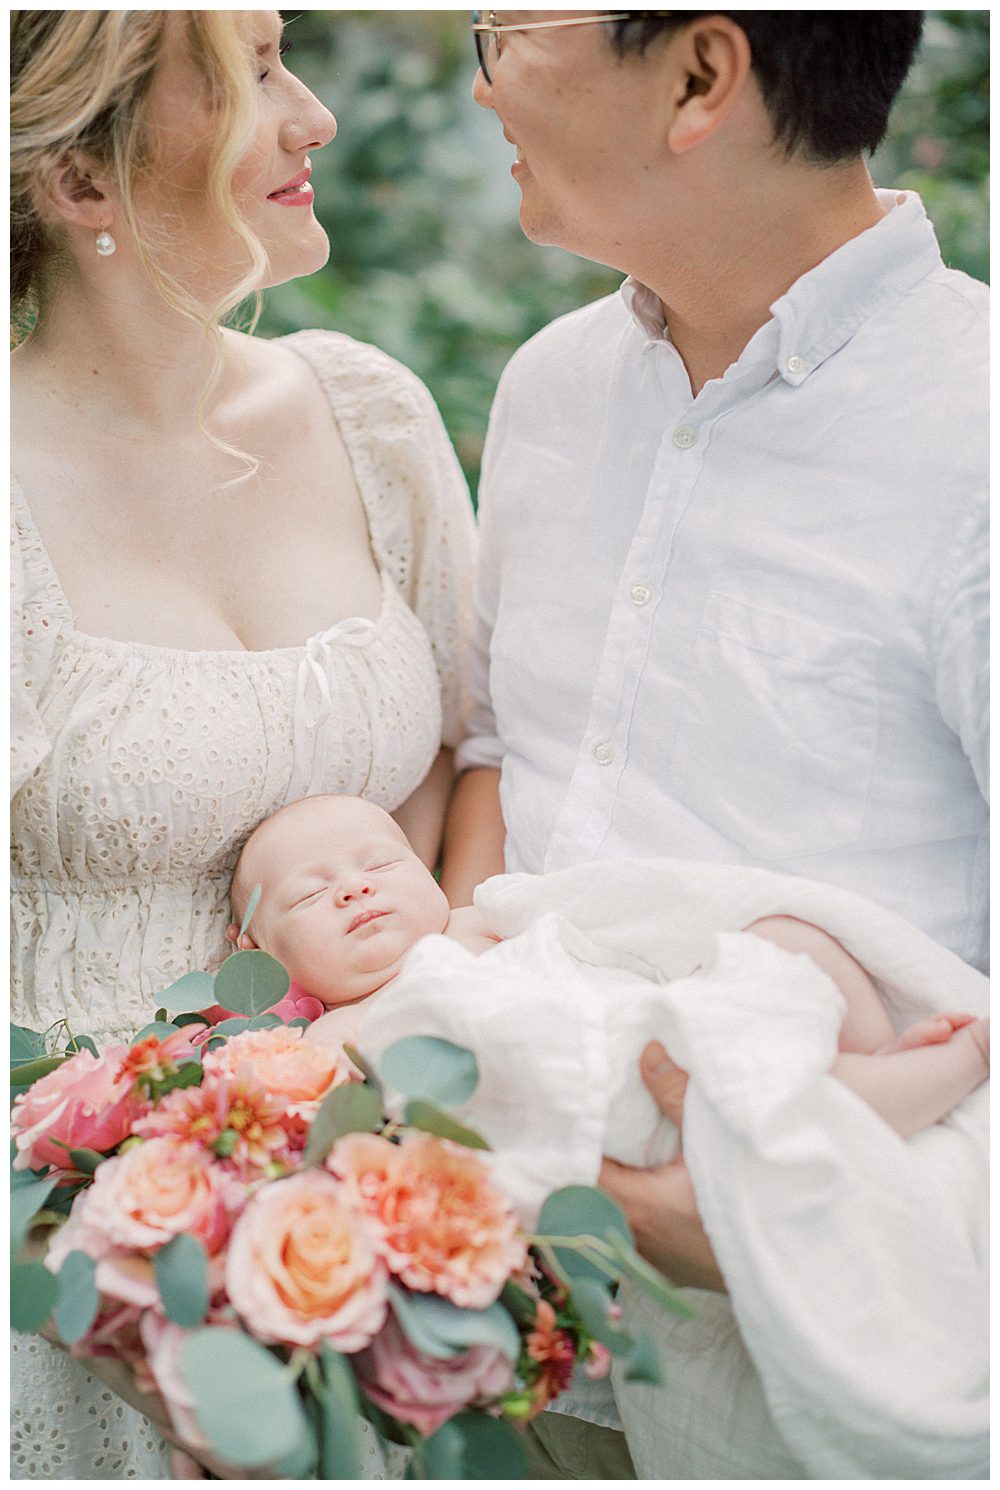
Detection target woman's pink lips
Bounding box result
[347,909,388,934]
[268,168,314,206]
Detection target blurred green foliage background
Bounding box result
[260,10,989,490]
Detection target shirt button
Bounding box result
[630,584,652,607]
[786,354,806,374]
[594,742,615,766]
[672,425,697,449]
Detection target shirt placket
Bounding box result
[545,353,716,871]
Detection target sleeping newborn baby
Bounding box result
[229,794,988,1220]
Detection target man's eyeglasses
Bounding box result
[471,12,636,86]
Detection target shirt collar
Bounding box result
[620,189,944,386]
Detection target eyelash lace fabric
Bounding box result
[9,330,475,1480]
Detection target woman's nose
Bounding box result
[280,81,337,153]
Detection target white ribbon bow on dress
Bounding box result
[289,612,379,801]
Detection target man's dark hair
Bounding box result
[610,12,924,163]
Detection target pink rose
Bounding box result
[11,1045,149,1174]
[57,1138,233,1257]
[354,1314,514,1437]
[330,1131,527,1309]
[226,1170,387,1351]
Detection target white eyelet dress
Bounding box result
[10,331,476,1480]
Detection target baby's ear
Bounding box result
[225,923,259,951]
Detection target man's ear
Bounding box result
[225,924,260,951]
[42,152,116,231]
[666,16,753,155]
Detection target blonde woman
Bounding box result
[11,10,477,1478]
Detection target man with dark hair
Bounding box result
[451,9,987,1480]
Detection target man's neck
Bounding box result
[634,157,886,396]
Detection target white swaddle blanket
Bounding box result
[358,859,989,1479]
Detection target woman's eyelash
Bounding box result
[279,41,292,58]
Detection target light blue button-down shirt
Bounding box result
[460,191,988,981]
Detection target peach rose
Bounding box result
[11,1044,149,1174]
[354,1314,514,1437]
[329,1131,527,1309]
[202,1025,350,1121]
[226,1170,387,1351]
[59,1138,233,1257]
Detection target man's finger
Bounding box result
[640,1041,689,1124]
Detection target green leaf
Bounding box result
[388,1286,520,1362]
[167,1060,204,1091]
[65,1034,99,1058]
[155,1234,209,1328]
[131,1021,178,1045]
[535,1185,633,1287]
[9,1053,68,1087]
[157,971,216,1014]
[403,1100,491,1150]
[212,949,290,1018]
[316,1344,364,1478]
[173,1011,212,1029]
[342,1043,383,1092]
[11,1260,59,1333]
[422,1412,527,1480]
[206,1017,250,1040]
[246,1011,285,1031]
[240,883,262,939]
[10,1023,47,1064]
[566,1276,634,1356]
[66,1148,105,1176]
[303,1082,383,1166]
[381,1036,478,1107]
[11,1173,59,1255]
[604,1233,697,1319]
[179,1327,310,1467]
[622,1330,665,1385]
[53,1250,99,1344]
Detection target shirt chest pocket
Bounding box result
[668,593,880,862]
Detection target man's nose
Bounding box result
[472,66,494,109]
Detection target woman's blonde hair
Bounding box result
[10,10,271,472]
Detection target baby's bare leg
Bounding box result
[746,916,989,1137]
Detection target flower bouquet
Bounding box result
[11,926,690,1478]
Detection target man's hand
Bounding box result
[599,1041,726,1293]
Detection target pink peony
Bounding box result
[54,1137,233,1257]
[329,1131,527,1309]
[202,1025,351,1121]
[354,1314,514,1437]
[11,1045,149,1174]
[226,1170,388,1351]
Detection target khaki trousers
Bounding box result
[523,1411,637,1480]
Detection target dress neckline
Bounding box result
[10,333,395,663]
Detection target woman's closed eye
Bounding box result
[257,40,292,83]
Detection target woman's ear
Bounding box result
[666,16,753,155]
[42,152,116,231]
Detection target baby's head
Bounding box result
[231,795,450,1007]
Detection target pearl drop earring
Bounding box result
[94,225,116,257]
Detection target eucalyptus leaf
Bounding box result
[66,1148,105,1176]
[155,1233,209,1328]
[11,1260,59,1333]
[53,1250,99,1344]
[11,1173,59,1254]
[566,1276,634,1356]
[246,1011,285,1031]
[316,1343,364,1478]
[10,1023,47,1064]
[381,1036,478,1107]
[157,971,216,1014]
[535,1185,634,1287]
[179,1327,310,1467]
[212,949,290,1018]
[422,1412,527,1480]
[403,1100,490,1150]
[9,1053,68,1088]
[206,1017,250,1039]
[622,1330,665,1385]
[240,883,262,939]
[131,1021,178,1045]
[341,1043,383,1092]
[66,1034,100,1058]
[605,1234,697,1319]
[173,1011,213,1029]
[388,1286,520,1362]
[303,1082,383,1166]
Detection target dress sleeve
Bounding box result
[280,330,478,750]
[10,500,55,797]
[931,490,988,801]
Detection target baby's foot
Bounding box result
[883,1011,977,1055]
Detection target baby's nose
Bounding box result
[337,880,372,905]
